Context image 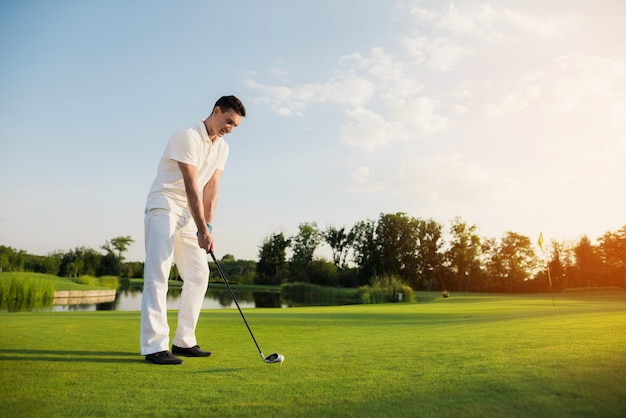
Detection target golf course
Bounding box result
[1,290,624,417]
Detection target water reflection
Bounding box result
[51,288,284,312]
[2,282,357,313]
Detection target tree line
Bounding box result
[0,236,140,278]
[256,214,626,293]
[1,214,624,294]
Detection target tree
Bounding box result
[44,251,63,275]
[289,222,323,283]
[500,232,538,292]
[573,236,602,288]
[415,218,445,291]
[544,241,572,292]
[59,246,101,277]
[218,256,256,285]
[445,217,482,292]
[324,226,355,270]
[375,213,419,282]
[121,261,144,279]
[0,246,25,272]
[487,232,538,292]
[597,225,626,288]
[350,219,378,286]
[256,233,290,285]
[100,236,135,276]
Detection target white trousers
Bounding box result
[140,208,210,355]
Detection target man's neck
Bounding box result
[203,119,218,142]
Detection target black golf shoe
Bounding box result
[172,345,213,357]
[145,350,184,365]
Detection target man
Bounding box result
[141,95,246,365]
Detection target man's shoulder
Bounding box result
[172,122,202,138]
[168,122,204,146]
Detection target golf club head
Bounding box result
[264,353,284,366]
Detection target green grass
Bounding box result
[1,291,625,417]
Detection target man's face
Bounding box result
[214,107,242,137]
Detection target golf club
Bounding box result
[209,251,284,366]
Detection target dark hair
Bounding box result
[215,95,246,117]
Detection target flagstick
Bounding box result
[538,232,555,307]
[546,262,555,307]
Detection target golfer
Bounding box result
[141,95,246,365]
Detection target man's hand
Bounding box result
[197,229,214,253]
[196,223,214,253]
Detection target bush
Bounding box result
[358,275,414,304]
[73,275,98,287]
[0,275,55,311]
[72,275,120,289]
[98,276,119,289]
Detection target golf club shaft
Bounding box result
[209,252,265,360]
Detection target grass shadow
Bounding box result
[0,349,138,364]
[194,368,242,374]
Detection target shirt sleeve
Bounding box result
[168,127,200,166]
[216,141,230,171]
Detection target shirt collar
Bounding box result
[198,120,224,145]
[198,120,212,144]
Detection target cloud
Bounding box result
[392,96,450,134]
[245,79,302,116]
[436,3,500,39]
[407,153,534,208]
[341,48,424,98]
[408,4,437,22]
[350,166,371,184]
[542,54,626,114]
[340,107,403,151]
[501,9,579,39]
[410,1,579,42]
[402,36,471,71]
[244,74,375,116]
[246,45,450,151]
[483,50,626,123]
[346,150,538,218]
[270,65,289,79]
[297,76,376,107]
[485,70,544,117]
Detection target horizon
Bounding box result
[2,216,622,263]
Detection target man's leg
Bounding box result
[140,209,176,356]
[172,225,210,349]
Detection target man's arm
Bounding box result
[203,169,223,225]
[177,162,213,253]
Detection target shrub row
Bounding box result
[358,275,415,304]
[280,282,360,306]
[72,275,119,289]
[0,276,55,311]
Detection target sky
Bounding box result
[1,0,625,263]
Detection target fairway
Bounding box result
[1,292,625,417]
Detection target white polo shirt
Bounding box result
[146,120,229,215]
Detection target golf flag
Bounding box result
[537,231,555,306]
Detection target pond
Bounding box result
[52,287,285,312]
[2,282,362,312]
